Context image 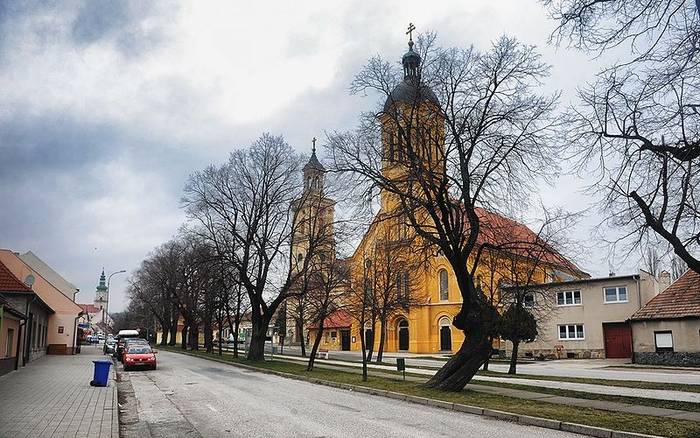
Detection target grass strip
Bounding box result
[478,370,700,394]
[160,346,700,438]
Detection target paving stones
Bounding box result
[0,344,118,438]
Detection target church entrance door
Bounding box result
[340,330,351,351]
[398,319,409,351]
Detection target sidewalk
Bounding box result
[279,354,700,403]
[277,355,700,422]
[0,344,119,438]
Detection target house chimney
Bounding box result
[658,270,671,291]
[608,271,615,277]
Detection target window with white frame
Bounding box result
[654,331,673,353]
[558,324,585,340]
[604,286,628,303]
[556,290,581,306]
[523,293,535,308]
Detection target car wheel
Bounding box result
[124,365,129,371]
[152,364,156,370]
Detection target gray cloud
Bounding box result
[0,0,646,312]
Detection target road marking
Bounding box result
[206,404,218,412]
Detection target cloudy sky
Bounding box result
[0,0,641,312]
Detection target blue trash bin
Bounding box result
[91,360,112,387]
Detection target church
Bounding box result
[78,270,114,331]
[289,31,586,354]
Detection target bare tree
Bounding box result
[365,219,426,363]
[344,255,379,382]
[492,210,582,374]
[183,133,329,361]
[642,245,661,277]
[671,253,689,280]
[305,257,349,371]
[329,33,562,390]
[128,241,181,346]
[544,0,700,274]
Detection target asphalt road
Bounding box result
[126,350,581,438]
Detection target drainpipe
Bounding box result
[24,295,37,364]
[14,318,25,370]
[630,274,642,364]
[72,312,84,355]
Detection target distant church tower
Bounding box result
[94,270,109,323]
[287,138,336,344]
[291,138,336,269]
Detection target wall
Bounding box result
[0,313,22,375]
[519,272,659,359]
[631,319,700,366]
[0,250,82,354]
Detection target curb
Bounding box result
[161,348,663,438]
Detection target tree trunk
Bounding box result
[425,325,491,391]
[307,322,325,371]
[359,321,368,382]
[366,320,376,362]
[482,336,493,371]
[180,322,188,350]
[160,323,169,346]
[508,340,520,375]
[189,325,199,350]
[376,315,387,363]
[247,314,271,361]
[299,318,307,358]
[204,320,213,354]
[169,323,177,346]
[233,318,240,359]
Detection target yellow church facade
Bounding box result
[302,35,585,355]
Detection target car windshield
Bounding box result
[127,346,152,354]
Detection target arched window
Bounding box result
[297,253,304,263]
[439,269,449,301]
[388,132,396,161]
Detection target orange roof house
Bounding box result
[630,269,700,366]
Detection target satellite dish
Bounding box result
[25,275,35,287]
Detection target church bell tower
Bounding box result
[94,270,108,322]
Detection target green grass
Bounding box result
[159,346,700,438]
[473,380,700,413]
[290,353,700,394]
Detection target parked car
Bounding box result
[122,344,157,371]
[104,338,117,355]
[114,329,142,361]
[119,338,149,362]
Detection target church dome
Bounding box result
[383,78,439,113]
[383,39,439,113]
[303,146,325,172]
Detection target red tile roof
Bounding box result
[79,303,101,314]
[475,208,586,276]
[308,309,352,329]
[0,259,33,293]
[631,270,700,320]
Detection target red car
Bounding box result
[122,344,157,371]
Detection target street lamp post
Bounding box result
[106,270,126,322]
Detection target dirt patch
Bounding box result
[116,370,151,437]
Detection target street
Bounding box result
[124,350,580,438]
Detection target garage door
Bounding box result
[603,322,632,358]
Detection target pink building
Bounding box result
[0,250,83,365]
